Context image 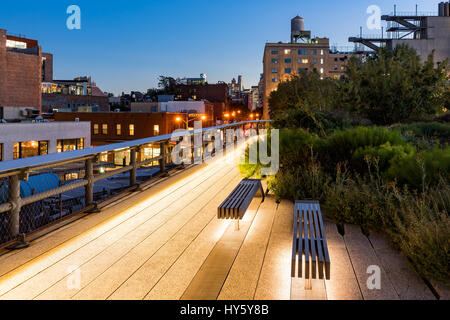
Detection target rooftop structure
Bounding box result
[349,2,450,64]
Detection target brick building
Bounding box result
[0,29,49,119]
[175,83,229,121]
[261,16,359,119]
[53,112,187,146]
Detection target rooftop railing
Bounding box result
[0,120,270,249]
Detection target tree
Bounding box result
[339,45,449,125]
[157,76,178,95]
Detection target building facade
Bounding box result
[130,101,215,127]
[42,77,109,113]
[0,121,91,161]
[175,83,229,121]
[53,112,187,146]
[0,29,49,119]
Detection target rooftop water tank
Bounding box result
[291,16,305,33]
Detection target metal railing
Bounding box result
[0,120,270,249]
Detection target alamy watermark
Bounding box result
[367,265,381,290]
[170,122,279,176]
[66,5,81,30]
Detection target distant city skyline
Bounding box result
[0,0,441,95]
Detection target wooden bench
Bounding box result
[218,179,264,230]
[291,200,330,289]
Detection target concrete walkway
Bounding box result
[0,145,438,300]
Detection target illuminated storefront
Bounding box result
[13,141,48,159]
[56,138,85,153]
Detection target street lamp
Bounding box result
[176,114,207,129]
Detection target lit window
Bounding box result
[321,58,324,64]
[320,68,324,74]
[154,125,160,136]
[284,49,291,55]
[93,124,99,135]
[102,124,108,135]
[298,58,309,64]
[285,68,292,74]
[116,124,121,135]
[271,68,278,73]
[271,59,278,64]
[13,141,48,159]
[298,49,308,55]
[272,78,278,82]
[284,58,291,63]
[129,124,135,136]
[321,49,324,55]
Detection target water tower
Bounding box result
[291,16,311,43]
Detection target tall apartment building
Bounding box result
[262,16,354,119]
[0,29,52,119]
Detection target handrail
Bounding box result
[0,120,270,177]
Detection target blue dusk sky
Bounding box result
[0,0,441,95]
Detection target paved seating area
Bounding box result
[0,144,439,300]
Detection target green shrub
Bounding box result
[352,142,415,174]
[387,147,450,189]
[395,122,450,149]
[319,126,408,174]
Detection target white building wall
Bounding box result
[0,121,91,161]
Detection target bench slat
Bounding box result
[303,208,310,280]
[313,207,325,280]
[291,208,299,277]
[308,206,317,280]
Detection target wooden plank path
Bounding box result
[0,151,436,300]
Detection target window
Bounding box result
[298,49,308,55]
[116,124,122,135]
[313,49,317,55]
[320,49,324,55]
[320,68,324,74]
[298,58,309,64]
[271,78,278,82]
[298,68,308,74]
[271,58,278,64]
[271,68,278,73]
[334,65,338,70]
[313,58,318,64]
[320,58,324,64]
[284,49,291,55]
[102,124,108,135]
[13,141,48,159]
[284,58,291,63]
[153,125,160,136]
[271,50,278,54]
[284,68,292,74]
[93,124,99,135]
[129,124,135,136]
[57,138,85,153]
